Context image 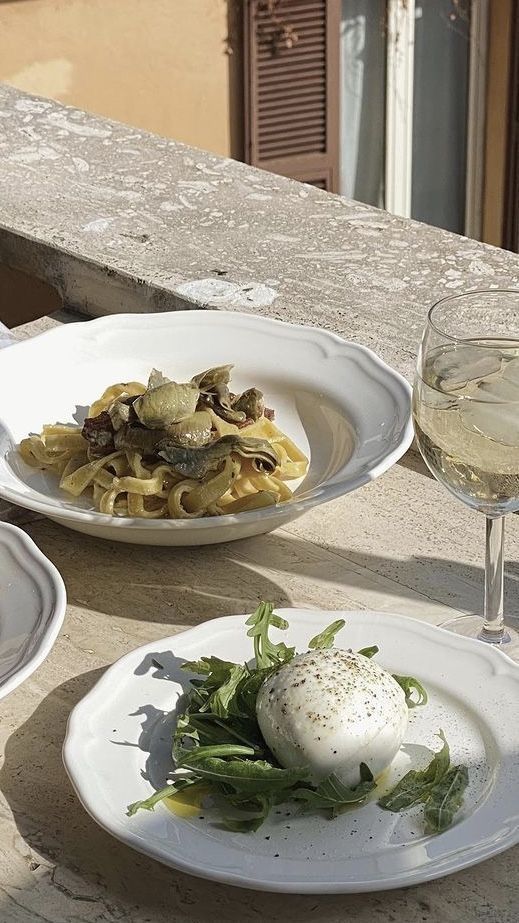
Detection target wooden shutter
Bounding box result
[244,0,340,192]
[504,0,519,253]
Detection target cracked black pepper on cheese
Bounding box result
[256,648,408,787]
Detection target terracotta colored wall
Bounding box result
[0,0,234,157]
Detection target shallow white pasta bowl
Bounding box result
[0,311,412,545]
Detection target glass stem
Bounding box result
[480,515,508,643]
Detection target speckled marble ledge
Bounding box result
[1,82,518,381]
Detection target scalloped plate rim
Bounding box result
[0,521,66,699]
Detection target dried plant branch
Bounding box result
[258,0,299,54]
[226,0,469,58]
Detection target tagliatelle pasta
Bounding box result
[19,366,309,520]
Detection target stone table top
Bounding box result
[0,315,518,923]
[1,83,519,384]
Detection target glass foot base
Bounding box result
[439,614,519,662]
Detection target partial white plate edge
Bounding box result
[63,610,519,893]
[0,521,66,700]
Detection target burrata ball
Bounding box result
[256,648,408,787]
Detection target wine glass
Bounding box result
[413,290,519,657]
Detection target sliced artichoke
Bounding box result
[191,364,233,391]
[156,434,279,479]
[114,424,166,456]
[193,364,247,424]
[232,387,265,422]
[108,398,134,431]
[147,368,171,390]
[166,411,213,448]
[133,381,199,429]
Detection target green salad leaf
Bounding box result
[292,763,375,817]
[237,667,275,718]
[246,601,295,669]
[358,645,379,659]
[424,765,469,833]
[308,618,346,650]
[199,664,249,719]
[392,674,429,708]
[175,756,307,793]
[182,655,238,680]
[178,744,257,765]
[378,730,450,812]
[378,730,467,832]
[126,776,199,817]
[182,657,249,719]
[186,712,264,751]
[210,791,278,832]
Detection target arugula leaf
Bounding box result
[173,709,260,764]
[378,770,432,812]
[175,756,307,793]
[392,674,428,708]
[246,602,295,669]
[188,713,264,751]
[126,776,199,816]
[182,655,251,721]
[308,618,346,650]
[179,744,256,765]
[424,765,469,833]
[292,764,375,817]
[210,791,275,832]
[172,711,200,764]
[181,714,238,747]
[182,656,239,680]
[358,645,379,659]
[378,730,450,811]
[237,667,275,717]
[199,664,249,719]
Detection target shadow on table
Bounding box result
[24,520,293,626]
[24,518,519,627]
[0,669,377,922]
[236,534,519,619]
[26,521,519,625]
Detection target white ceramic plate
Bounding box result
[0,311,412,545]
[63,609,519,893]
[0,521,66,699]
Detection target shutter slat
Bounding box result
[258,88,326,106]
[257,29,326,48]
[261,141,327,159]
[258,66,326,85]
[256,7,327,24]
[257,106,326,127]
[258,53,326,70]
[244,0,340,193]
[257,28,325,46]
[260,129,326,145]
[258,120,326,138]
[258,81,326,99]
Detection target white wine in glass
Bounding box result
[413,290,519,657]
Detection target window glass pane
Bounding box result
[340,0,386,206]
[411,3,470,233]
